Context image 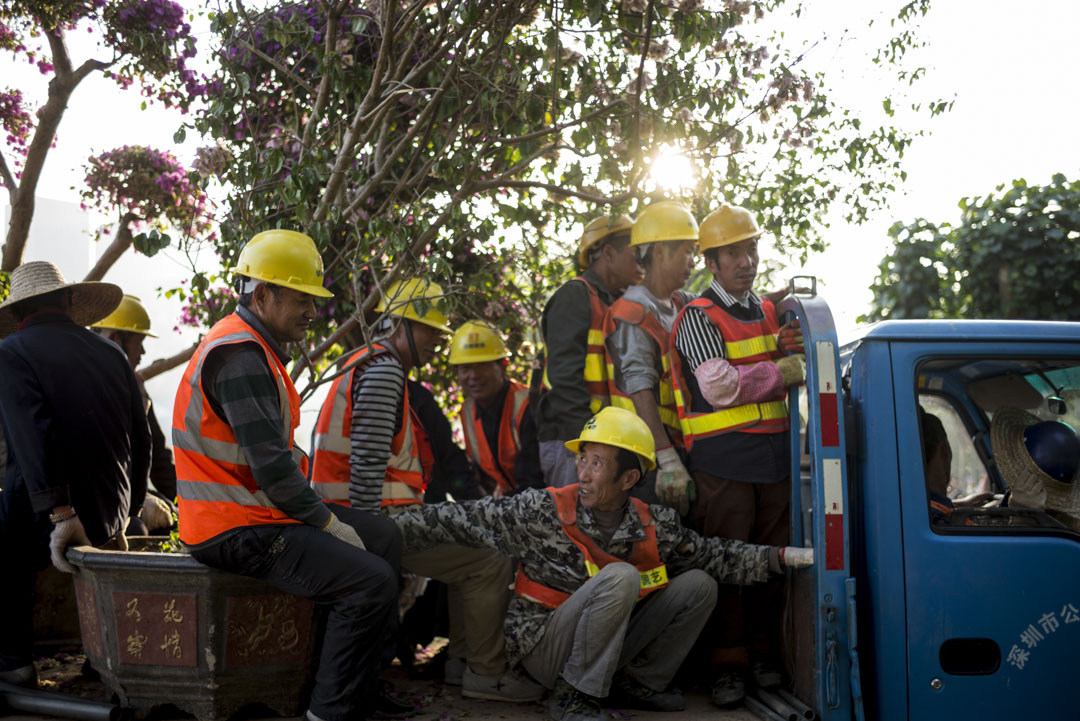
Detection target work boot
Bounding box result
[548,677,603,721]
[462,664,545,702]
[0,663,37,687]
[710,668,746,708]
[443,656,466,686]
[751,661,782,690]
[609,671,685,712]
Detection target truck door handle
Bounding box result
[939,638,1001,676]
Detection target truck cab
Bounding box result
[779,289,1080,721]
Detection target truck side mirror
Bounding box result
[1048,396,1067,415]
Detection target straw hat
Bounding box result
[0,261,122,338]
[990,406,1080,517]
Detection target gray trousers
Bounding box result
[521,563,717,698]
[540,440,581,488]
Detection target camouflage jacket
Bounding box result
[393,487,772,665]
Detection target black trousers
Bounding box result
[192,505,401,721]
[0,480,53,671]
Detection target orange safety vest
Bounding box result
[461,380,530,497]
[310,344,431,508]
[173,313,304,546]
[541,276,610,414]
[514,484,669,609]
[670,297,789,448]
[603,294,686,448]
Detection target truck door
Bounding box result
[891,341,1080,719]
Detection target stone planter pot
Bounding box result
[68,539,317,721]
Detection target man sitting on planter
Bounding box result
[173,230,411,721]
[391,405,814,721]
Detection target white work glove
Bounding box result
[655,446,694,516]
[113,529,129,552]
[780,546,814,569]
[775,353,806,387]
[50,514,91,573]
[141,495,175,532]
[323,513,366,550]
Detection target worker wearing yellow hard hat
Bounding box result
[310,279,540,703]
[449,321,541,497]
[669,203,805,709]
[603,200,698,514]
[91,294,176,531]
[388,404,814,721]
[535,212,644,489]
[175,229,413,721]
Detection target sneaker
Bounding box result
[548,678,603,721]
[0,664,37,687]
[751,661,782,689]
[710,669,745,708]
[462,664,545,703]
[371,681,416,719]
[444,656,466,685]
[609,671,685,712]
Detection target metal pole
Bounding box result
[753,687,801,721]
[0,681,124,721]
[746,695,787,721]
[777,688,818,720]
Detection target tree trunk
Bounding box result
[84,215,136,282]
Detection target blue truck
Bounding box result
[777,284,1078,721]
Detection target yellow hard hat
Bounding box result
[234,229,334,298]
[448,321,509,365]
[565,406,657,471]
[577,214,634,267]
[699,204,762,250]
[376,279,451,333]
[91,294,157,337]
[631,200,699,247]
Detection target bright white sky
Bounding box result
[3,0,1079,432]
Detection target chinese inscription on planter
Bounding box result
[112,592,197,667]
[225,593,314,668]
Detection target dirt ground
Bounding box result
[3,649,763,721]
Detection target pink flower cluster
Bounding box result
[176,285,236,331]
[80,145,214,239]
[0,90,32,158]
[100,0,208,109]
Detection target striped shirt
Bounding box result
[201,306,332,531]
[674,280,763,371]
[348,348,407,511]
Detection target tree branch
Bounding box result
[469,179,632,205]
[300,5,344,152]
[315,0,398,221]
[138,342,198,381]
[84,214,137,282]
[0,152,16,204]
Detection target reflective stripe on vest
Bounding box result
[310,344,427,508]
[461,381,530,497]
[172,314,302,546]
[603,295,685,446]
[670,297,789,448]
[513,484,668,609]
[542,277,610,413]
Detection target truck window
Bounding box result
[917,358,1080,535]
[919,394,989,501]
